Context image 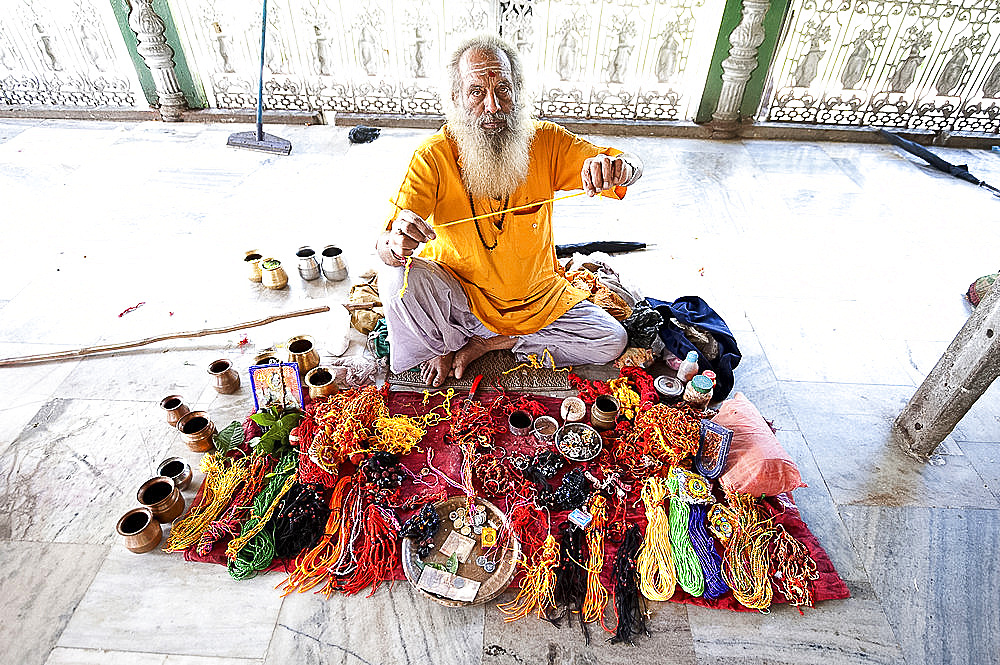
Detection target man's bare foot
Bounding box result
[421,352,454,387]
[453,336,516,379]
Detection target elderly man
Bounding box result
[377,34,643,386]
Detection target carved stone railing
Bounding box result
[710,0,769,137]
[127,0,187,121]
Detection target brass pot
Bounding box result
[590,395,620,432]
[304,366,339,399]
[137,476,186,522]
[176,411,215,452]
[116,507,162,554]
[159,394,190,427]
[261,258,288,289]
[253,348,283,366]
[245,250,263,282]
[208,358,241,394]
[157,456,193,491]
[286,335,320,376]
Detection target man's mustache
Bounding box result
[479,111,511,129]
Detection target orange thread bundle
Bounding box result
[277,476,352,596]
[581,495,609,625]
[498,533,559,622]
[721,492,775,611]
[629,403,700,467]
[771,524,819,607]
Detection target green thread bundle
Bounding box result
[228,451,298,580]
[665,472,704,597]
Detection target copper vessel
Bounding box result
[176,411,215,452]
[245,250,263,282]
[208,358,241,394]
[261,258,288,289]
[137,476,186,522]
[304,366,339,399]
[286,335,320,376]
[159,395,190,427]
[116,507,162,553]
[157,456,193,491]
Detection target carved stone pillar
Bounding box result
[128,0,187,121]
[711,0,770,138]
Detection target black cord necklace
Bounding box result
[467,191,510,251]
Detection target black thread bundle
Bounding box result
[399,502,441,558]
[688,503,730,599]
[538,468,590,511]
[273,483,329,559]
[610,523,648,644]
[548,523,590,643]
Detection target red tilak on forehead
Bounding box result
[487,70,497,78]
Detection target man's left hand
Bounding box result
[581,154,631,197]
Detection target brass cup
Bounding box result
[159,394,190,427]
[157,456,193,491]
[176,411,216,452]
[286,335,320,376]
[304,366,339,399]
[116,507,162,554]
[208,358,241,394]
[245,250,263,282]
[137,476,186,523]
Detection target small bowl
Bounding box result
[560,396,586,422]
[532,415,558,443]
[508,409,532,436]
[555,422,603,462]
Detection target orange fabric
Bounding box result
[386,121,625,336]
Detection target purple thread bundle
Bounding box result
[688,503,730,599]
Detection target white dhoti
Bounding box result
[379,258,628,373]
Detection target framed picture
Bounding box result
[248,363,303,411]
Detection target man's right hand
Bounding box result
[378,209,436,267]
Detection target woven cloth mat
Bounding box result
[387,350,570,392]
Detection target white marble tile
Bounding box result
[841,506,1000,665]
[264,584,484,665]
[57,546,284,659]
[686,580,905,665]
[0,541,108,665]
[45,648,262,665]
[0,398,175,543]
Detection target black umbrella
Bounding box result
[878,129,999,198]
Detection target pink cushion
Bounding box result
[712,393,806,497]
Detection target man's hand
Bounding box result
[581,154,630,197]
[378,209,436,267]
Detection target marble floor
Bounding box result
[1,118,998,665]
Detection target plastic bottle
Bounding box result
[677,350,699,382]
[683,374,714,409]
[702,370,717,388]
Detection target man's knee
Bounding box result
[590,321,628,364]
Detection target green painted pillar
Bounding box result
[109,0,207,110]
[695,0,791,124]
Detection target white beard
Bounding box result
[447,103,535,199]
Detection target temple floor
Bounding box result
[1,118,998,665]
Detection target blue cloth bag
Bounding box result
[646,296,741,401]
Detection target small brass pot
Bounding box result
[245,250,263,282]
[138,476,186,523]
[176,411,215,452]
[208,358,241,394]
[286,335,320,376]
[116,507,162,554]
[253,348,283,365]
[157,456,193,491]
[590,395,620,432]
[304,366,339,399]
[261,258,288,289]
[159,394,190,427]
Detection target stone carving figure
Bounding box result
[656,34,679,83]
[359,25,378,76]
[32,22,61,71]
[312,24,330,76]
[840,35,870,90]
[412,26,430,78]
[793,41,825,87]
[983,61,1000,98]
[79,18,110,72]
[935,46,967,97]
[607,30,632,84]
[211,21,235,73]
[556,29,579,81]
[889,45,924,93]
[266,16,290,74]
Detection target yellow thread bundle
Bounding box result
[637,476,676,601]
[581,495,609,624]
[164,455,250,552]
[721,492,775,611]
[497,533,559,622]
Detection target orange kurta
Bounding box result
[387,120,624,336]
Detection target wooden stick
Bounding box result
[0,305,335,368]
